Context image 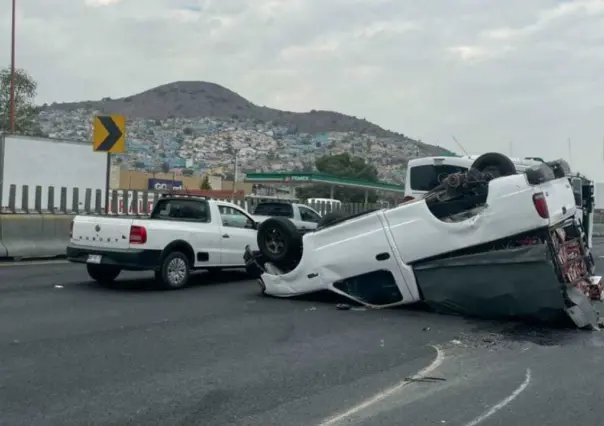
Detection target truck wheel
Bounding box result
[317,211,347,229]
[470,152,516,178]
[87,264,121,286]
[155,251,191,289]
[257,217,302,264]
[525,163,555,185]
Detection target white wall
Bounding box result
[1,135,107,209]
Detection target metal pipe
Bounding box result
[9,0,16,133]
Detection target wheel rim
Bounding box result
[167,257,187,286]
[264,229,286,255]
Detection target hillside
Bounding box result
[45,81,450,156]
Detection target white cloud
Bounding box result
[85,0,123,6]
[2,0,604,179]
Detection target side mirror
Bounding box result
[245,219,258,230]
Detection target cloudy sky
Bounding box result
[2,0,604,179]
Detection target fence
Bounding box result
[1,183,603,260]
[0,184,378,216]
[0,184,380,259]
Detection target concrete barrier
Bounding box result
[0,217,7,257]
[0,214,74,259]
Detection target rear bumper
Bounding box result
[66,244,162,271]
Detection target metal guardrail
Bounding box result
[0,184,381,217]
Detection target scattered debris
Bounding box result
[336,303,351,310]
[405,376,447,383]
[54,285,63,289]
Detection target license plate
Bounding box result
[87,254,102,264]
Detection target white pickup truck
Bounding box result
[245,153,602,329]
[67,195,259,289]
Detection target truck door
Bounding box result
[217,206,258,266]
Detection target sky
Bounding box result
[1,0,604,179]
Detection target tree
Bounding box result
[182,168,194,177]
[0,67,42,134]
[297,153,380,203]
[200,175,212,190]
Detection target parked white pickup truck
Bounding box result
[245,153,602,329]
[67,195,258,289]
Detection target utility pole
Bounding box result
[231,149,240,201]
[9,0,16,133]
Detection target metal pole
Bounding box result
[9,0,16,133]
[232,150,239,201]
[104,153,111,213]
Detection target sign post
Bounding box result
[92,115,125,211]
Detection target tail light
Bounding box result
[129,225,147,244]
[69,220,74,238]
[401,195,415,204]
[532,193,549,218]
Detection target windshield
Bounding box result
[253,202,294,218]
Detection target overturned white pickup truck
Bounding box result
[244,153,602,329]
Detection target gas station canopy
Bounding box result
[244,172,405,193]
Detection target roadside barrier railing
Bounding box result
[0,184,381,259]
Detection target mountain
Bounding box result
[45,81,451,156]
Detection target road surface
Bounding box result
[1,244,604,426]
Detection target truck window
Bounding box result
[410,165,468,191]
[299,206,321,223]
[151,199,210,222]
[253,202,294,218]
[218,205,255,228]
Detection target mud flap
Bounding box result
[413,244,598,328]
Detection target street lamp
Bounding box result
[9,0,16,133]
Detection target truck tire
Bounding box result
[317,211,347,229]
[155,251,191,289]
[87,264,121,286]
[525,163,555,185]
[470,152,516,178]
[257,217,302,264]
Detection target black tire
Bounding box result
[545,159,570,179]
[257,217,302,264]
[525,163,555,185]
[470,152,516,178]
[155,251,191,289]
[87,264,121,286]
[317,211,347,229]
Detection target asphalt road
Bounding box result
[2,244,604,426]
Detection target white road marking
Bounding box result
[318,345,445,426]
[0,260,69,267]
[462,368,532,426]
